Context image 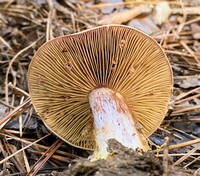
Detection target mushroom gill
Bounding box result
[28,25,173,158]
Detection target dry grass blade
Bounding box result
[2,138,26,172]
[174,86,200,102]
[22,143,31,173]
[8,82,30,97]
[163,118,200,123]
[172,104,200,115]
[5,35,44,104]
[0,133,80,159]
[180,40,200,64]
[173,144,200,166]
[184,155,200,169]
[156,153,200,157]
[154,138,200,153]
[0,98,32,129]
[27,149,71,163]
[27,139,63,176]
[0,133,51,165]
[0,36,14,51]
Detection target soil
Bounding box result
[51,140,194,176]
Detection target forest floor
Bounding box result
[0,0,200,175]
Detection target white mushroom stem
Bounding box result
[89,87,148,159]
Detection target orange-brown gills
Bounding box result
[28,25,173,151]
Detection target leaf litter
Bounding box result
[0,0,200,175]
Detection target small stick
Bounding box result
[183,16,200,26]
[0,100,14,109]
[194,167,200,175]
[158,127,183,140]
[162,118,200,123]
[184,153,200,169]
[156,153,200,157]
[0,36,14,51]
[172,104,200,114]
[174,94,200,105]
[174,147,198,166]
[8,82,30,97]
[180,40,200,64]
[19,96,25,138]
[27,149,71,163]
[153,138,200,153]
[177,0,187,33]
[163,137,169,176]
[165,50,193,57]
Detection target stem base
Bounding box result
[89,88,148,160]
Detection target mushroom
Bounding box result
[28,25,173,159]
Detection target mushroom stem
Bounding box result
[89,87,148,160]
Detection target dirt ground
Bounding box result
[52,140,194,176]
[0,0,200,176]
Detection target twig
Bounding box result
[8,82,30,97]
[180,40,200,64]
[162,118,200,123]
[156,153,200,157]
[153,138,200,153]
[174,94,200,105]
[172,104,200,114]
[27,149,71,163]
[158,127,183,140]
[163,137,169,176]
[184,155,200,168]
[0,36,14,51]
[173,145,200,166]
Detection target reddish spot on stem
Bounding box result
[111,92,127,114]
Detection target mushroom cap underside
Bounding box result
[28,25,173,150]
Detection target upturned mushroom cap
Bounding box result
[28,25,173,150]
